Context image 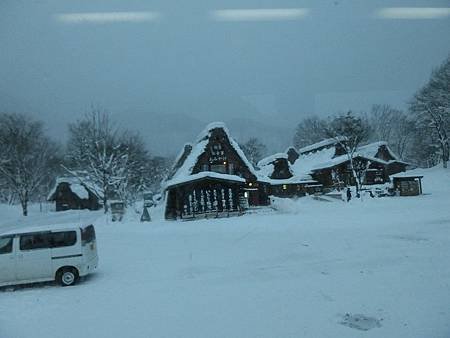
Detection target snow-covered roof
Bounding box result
[299,136,347,154]
[165,171,246,188]
[258,175,317,185]
[164,122,257,188]
[285,146,298,153]
[291,147,337,176]
[257,153,317,185]
[292,140,408,175]
[391,170,424,178]
[257,153,288,168]
[47,177,102,201]
[166,143,192,180]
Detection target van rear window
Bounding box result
[81,225,96,244]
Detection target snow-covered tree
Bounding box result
[293,116,328,149]
[65,109,132,212]
[325,111,371,193]
[65,109,166,209]
[0,113,60,216]
[410,56,450,168]
[240,137,267,167]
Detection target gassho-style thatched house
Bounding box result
[164,122,411,219]
[289,139,409,189]
[163,122,269,219]
[47,176,102,211]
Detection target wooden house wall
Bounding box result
[270,184,306,198]
[165,179,244,219]
[270,158,293,179]
[386,162,407,176]
[393,178,421,196]
[192,129,256,181]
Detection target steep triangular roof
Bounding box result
[47,176,102,201]
[164,122,257,188]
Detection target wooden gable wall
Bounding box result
[192,128,256,181]
[270,158,293,179]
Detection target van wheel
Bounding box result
[57,268,79,287]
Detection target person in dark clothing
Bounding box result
[346,188,352,202]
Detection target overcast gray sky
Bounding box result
[1,0,449,155]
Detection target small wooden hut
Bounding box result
[391,173,423,196]
[47,177,101,211]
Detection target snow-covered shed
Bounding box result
[47,177,101,211]
[257,153,320,198]
[164,122,269,219]
[391,171,423,196]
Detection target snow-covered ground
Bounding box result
[1,167,450,338]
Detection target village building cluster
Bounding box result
[162,122,410,219]
[48,122,423,219]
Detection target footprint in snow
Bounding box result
[339,313,382,331]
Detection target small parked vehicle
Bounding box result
[110,200,125,222]
[0,223,98,287]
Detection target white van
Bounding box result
[0,223,98,287]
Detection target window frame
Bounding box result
[0,236,14,255]
[19,232,52,251]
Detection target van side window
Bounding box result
[0,236,13,254]
[20,233,51,251]
[51,231,77,248]
[81,225,96,244]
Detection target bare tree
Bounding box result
[240,138,267,167]
[410,55,450,168]
[369,104,415,160]
[293,116,328,149]
[0,113,59,216]
[325,111,371,193]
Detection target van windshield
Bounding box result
[81,225,96,245]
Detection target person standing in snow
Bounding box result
[346,187,352,202]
